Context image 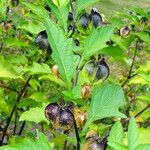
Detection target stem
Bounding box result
[122,47,137,87]
[134,104,150,118]
[18,121,26,136]
[13,110,18,135]
[68,110,80,150]
[74,57,82,86]
[0,75,32,145]
[63,140,67,150]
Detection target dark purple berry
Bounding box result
[58,109,74,128]
[79,13,90,29]
[140,17,148,25]
[44,3,51,12]
[95,58,110,80]
[90,8,102,28]
[35,30,52,54]
[68,12,73,21]
[11,0,19,7]
[45,103,60,121]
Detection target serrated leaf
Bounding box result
[39,74,66,87]
[18,22,45,35]
[101,46,124,61]
[135,32,150,45]
[76,0,99,16]
[0,0,7,22]
[128,117,139,150]
[82,26,114,60]
[29,92,49,103]
[22,2,49,21]
[135,144,150,150]
[45,18,79,87]
[19,106,48,124]
[0,55,22,79]
[108,121,125,149]
[52,0,69,7]
[84,84,126,130]
[27,62,51,75]
[46,0,69,32]
[4,38,28,48]
[0,132,54,150]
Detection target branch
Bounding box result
[69,110,80,150]
[134,104,150,118]
[0,75,32,146]
[121,47,137,87]
[18,121,26,136]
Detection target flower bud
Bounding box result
[81,85,91,100]
[52,64,59,79]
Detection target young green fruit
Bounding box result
[79,13,90,29]
[90,8,102,28]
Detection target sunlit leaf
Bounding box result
[128,117,139,150]
[45,18,79,87]
[84,84,126,130]
[0,132,54,150]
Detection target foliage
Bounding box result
[0,0,150,149]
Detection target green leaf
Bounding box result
[52,0,69,7]
[19,105,48,124]
[135,32,150,45]
[0,55,22,79]
[0,0,7,22]
[128,117,139,150]
[29,92,49,103]
[108,121,125,149]
[46,0,69,32]
[76,0,99,16]
[101,46,124,61]
[135,144,150,150]
[0,132,54,150]
[26,62,51,75]
[39,74,66,87]
[82,26,114,60]
[18,22,45,35]
[84,84,126,130]
[45,18,79,87]
[22,2,49,21]
[4,38,28,48]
